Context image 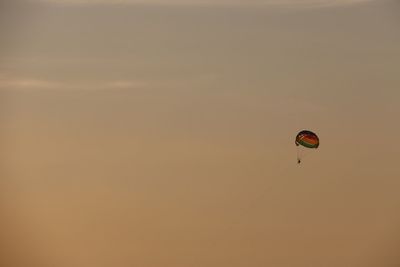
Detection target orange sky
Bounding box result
[1,0,400,266]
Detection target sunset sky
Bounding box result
[1,0,400,266]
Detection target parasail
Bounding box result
[295,130,319,164]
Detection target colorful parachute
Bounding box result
[295,130,319,164]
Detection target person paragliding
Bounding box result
[295,130,319,164]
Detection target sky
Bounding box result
[1,0,400,266]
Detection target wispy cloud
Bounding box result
[35,0,375,8]
[0,76,148,91]
[0,77,62,90]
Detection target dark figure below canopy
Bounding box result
[295,130,319,164]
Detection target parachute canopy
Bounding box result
[295,130,319,149]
